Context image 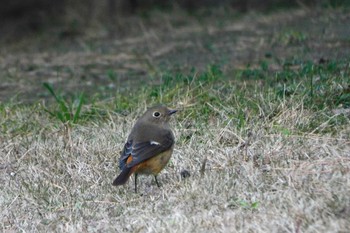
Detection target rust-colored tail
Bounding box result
[112,167,133,186]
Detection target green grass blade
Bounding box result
[43,83,61,103]
[43,108,56,117]
[73,93,84,123]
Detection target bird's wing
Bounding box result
[119,140,133,170]
[119,131,174,169]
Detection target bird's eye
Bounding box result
[153,111,161,118]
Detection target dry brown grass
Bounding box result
[1,6,350,233]
[1,100,349,232]
[1,8,349,104]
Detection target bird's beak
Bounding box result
[168,109,178,115]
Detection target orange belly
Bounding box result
[130,148,173,175]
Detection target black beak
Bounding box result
[168,109,177,115]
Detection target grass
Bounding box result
[1,58,350,232]
[1,7,350,233]
[43,83,85,125]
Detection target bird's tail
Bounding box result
[112,167,133,186]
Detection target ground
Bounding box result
[1,8,349,103]
[0,7,350,233]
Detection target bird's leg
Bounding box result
[154,175,161,188]
[134,173,138,193]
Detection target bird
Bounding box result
[112,105,177,193]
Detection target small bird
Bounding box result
[112,105,177,193]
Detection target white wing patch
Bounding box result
[150,141,160,145]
